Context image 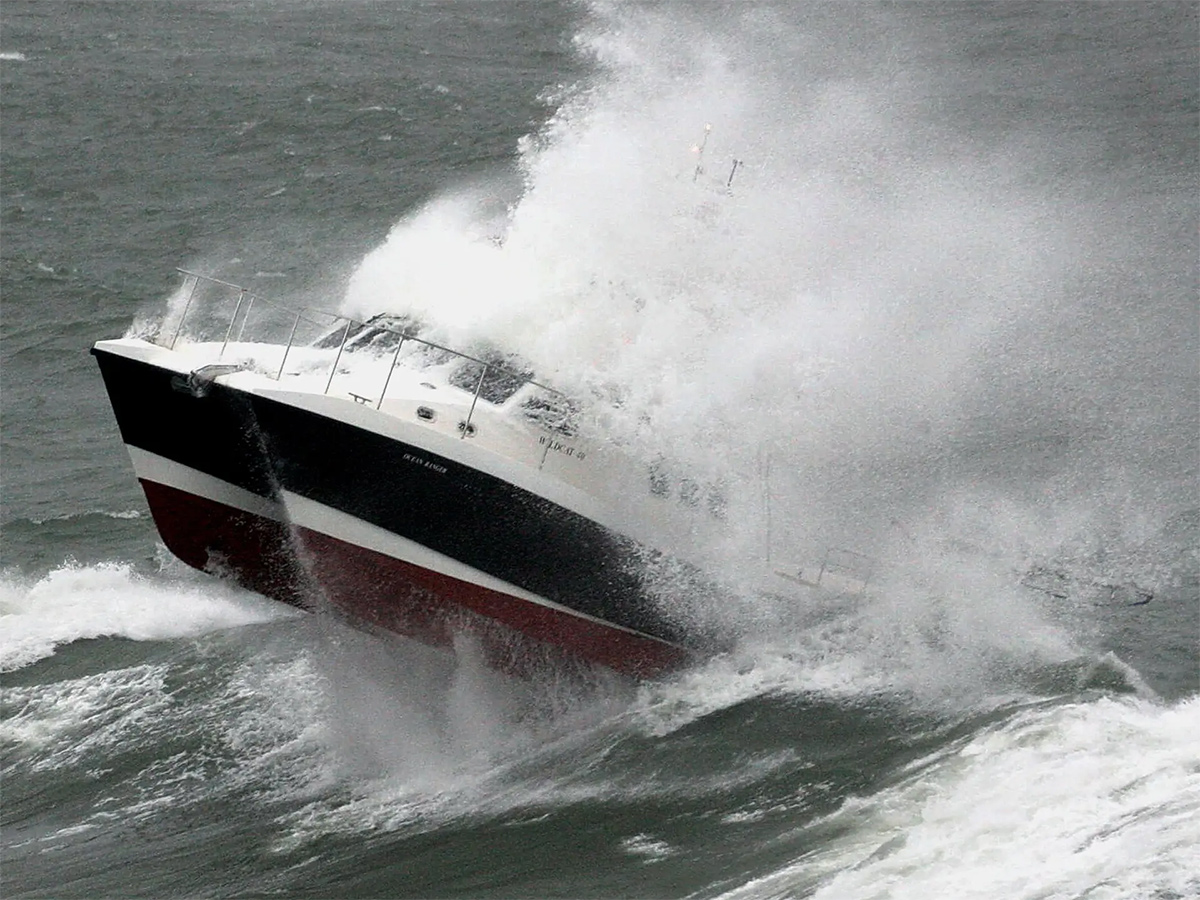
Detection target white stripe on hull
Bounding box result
[281,489,675,644]
[125,446,283,522]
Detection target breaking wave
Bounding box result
[0,562,295,672]
[721,695,1200,900]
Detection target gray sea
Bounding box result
[2,3,1197,898]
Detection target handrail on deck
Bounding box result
[815,547,875,590]
[164,268,562,433]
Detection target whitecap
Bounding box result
[719,695,1200,900]
[28,509,143,524]
[621,832,676,862]
[1,663,173,762]
[0,561,297,672]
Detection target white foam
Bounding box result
[3,649,338,846]
[342,6,1077,474]
[720,695,1200,900]
[621,833,676,862]
[29,509,144,524]
[0,51,26,62]
[0,562,297,672]
[339,4,1192,585]
[1,663,173,766]
[624,546,1090,733]
[627,649,878,739]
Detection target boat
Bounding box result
[92,269,748,678]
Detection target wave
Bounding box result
[719,694,1200,900]
[247,628,1162,854]
[26,509,144,525]
[2,650,337,856]
[0,51,26,61]
[0,561,297,672]
[5,570,1189,898]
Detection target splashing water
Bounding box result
[718,695,1200,900]
[335,4,1195,696]
[343,4,1189,525]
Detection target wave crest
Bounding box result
[0,562,296,672]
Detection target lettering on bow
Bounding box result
[402,452,448,474]
[538,435,586,460]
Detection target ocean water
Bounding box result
[2,3,1198,898]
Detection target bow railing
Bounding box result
[157,268,563,436]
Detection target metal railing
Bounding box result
[812,547,875,594]
[160,268,562,437]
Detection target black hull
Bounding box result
[92,343,727,676]
[93,346,278,500]
[248,394,719,647]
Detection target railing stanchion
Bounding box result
[159,271,568,425]
[235,294,256,343]
[276,310,303,380]
[220,289,247,359]
[324,319,352,395]
[463,365,488,438]
[169,274,200,349]
[377,336,406,410]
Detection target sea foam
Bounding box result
[0,562,295,672]
[721,695,1200,900]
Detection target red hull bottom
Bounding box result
[139,479,692,678]
[140,479,307,608]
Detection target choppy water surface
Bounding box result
[2,3,1197,898]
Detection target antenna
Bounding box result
[726,158,743,189]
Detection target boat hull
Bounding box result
[92,340,713,677]
[289,520,691,678]
[140,476,308,607]
[94,345,308,606]
[246,388,702,649]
